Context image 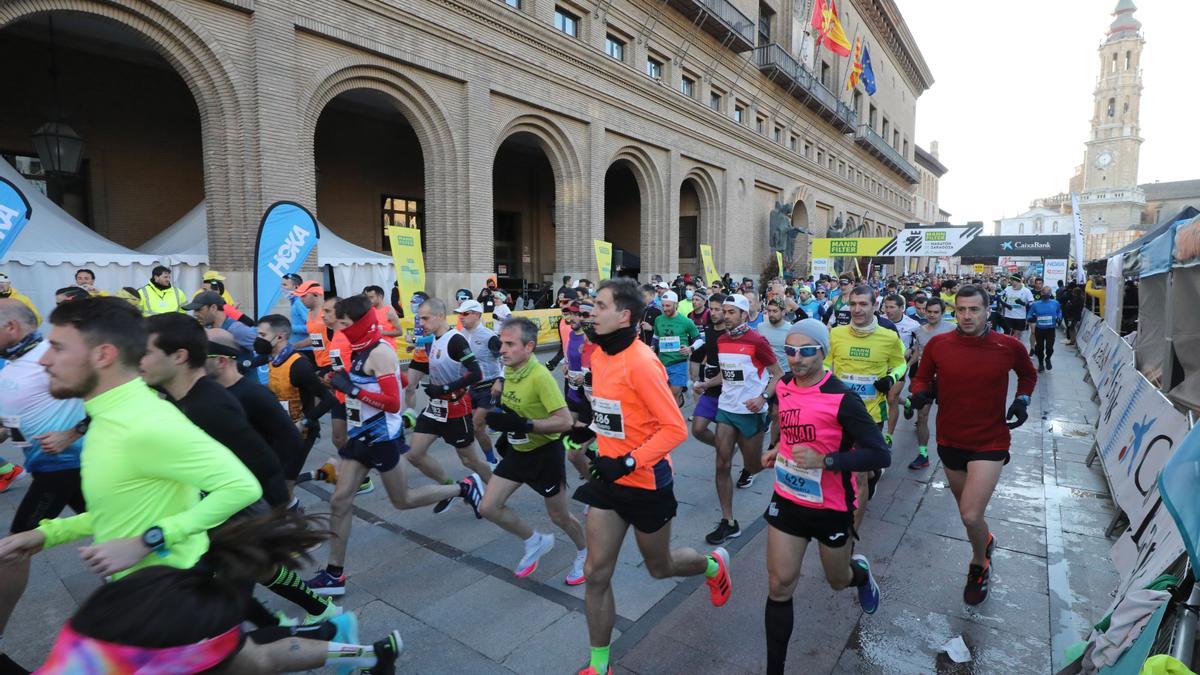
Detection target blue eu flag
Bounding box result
[861,45,877,95]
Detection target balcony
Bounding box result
[664,0,756,53]
[753,44,857,134]
[853,124,920,184]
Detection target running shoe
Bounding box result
[963,562,990,605]
[357,478,375,496]
[305,568,347,596]
[851,554,880,614]
[576,667,612,675]
[735,469,755,489]
[705,519,741,545]
[565,550,587,586]
[867,468,884,500]
[907,454,929,470]
[304,599,342,625]
[986,533,996,567]
[515,532,554,578]
[461,472,484,519]
[330,612,360,675]
[902,400,915,420]
[0,465,24,492]
[363,629,403,675]
[432,491,458,515]
[1046,357,1053,371]
[705,547,732,607]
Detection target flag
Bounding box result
[1070,193,1087,283]
[846,35,863,91]
[810,0,851,57]
[861,44,877,95]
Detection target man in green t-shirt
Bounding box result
[480,317,588,585]
[653,291,700,408]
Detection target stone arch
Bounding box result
[0,0,249,266]
[299,59,459,271]
[682,166,721,250]
[606,145,666,276]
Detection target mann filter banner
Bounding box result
[254,201,319,317]
[810,237,894,258]
[700,244,719,286]
[386,226,426,310]
[594,239,612,281]
[0,177,32,260]
[890,224,984,257]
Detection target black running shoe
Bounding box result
[705,519,741,545]
[964,562,990,605]
[1046,357,1053,371]
[363,629,403,675]
[736,469,755,489]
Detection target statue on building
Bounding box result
[768,201,808,265]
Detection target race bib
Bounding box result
[507,430,530,446]
[843,373,876,398]
[0,416,27,447]
[775,455,823,505]
[345,398,363,428]
[719,361,745,382]
[309,333,325,349]
[424,398,449,422]
[658,336,681,353]
[590,397,625,439]
[1037,315,1055,328]
[329,349,345,370]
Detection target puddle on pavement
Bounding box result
[1047,419,1094,438]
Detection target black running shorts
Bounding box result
[413,412,475,449]
[573,480,677,534]
[763,493,854,548]
[493,438,567,497]
[338,436,407,473]
[11,469,85,534]
[937,445,1010,472]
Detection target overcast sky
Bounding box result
[900,1,1198,229]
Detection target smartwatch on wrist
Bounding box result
[142,526,166,556]
[1016,395,1031,404]
[823,455,836,470]
[74,416,91,436]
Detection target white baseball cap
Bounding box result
[454,299,484,314]
[723,294,750,313]
[655,281,669,289]
[661,291,678,303]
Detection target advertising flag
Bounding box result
[254,201,319,317]
[861,44,877,95]
[810,0,851,57]
[0,177,32,260]
[700,244,720,286]
[387,226,426,310]
[775,251,785,277]
[1070,193,1087,282]
[594,240,613,281]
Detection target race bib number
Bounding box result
[309,333,325,349]
[775,455,823,505]
[590,397,625,439]
[658,336,681,353]
[843,373,876,398]
[507,430,530,446]
[345,398,363,428]
[423,398,449,423]
[719,361,745,382]
[1037,315,1055,328]
[329,349,345,370]
[0,416,27,447]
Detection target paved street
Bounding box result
[0,334,1120,673]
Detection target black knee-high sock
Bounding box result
[765,597,794,675]
[246,598,281,628]
[266,566,332,616]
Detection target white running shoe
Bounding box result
[515,532,554,578]
[565,549,587,586]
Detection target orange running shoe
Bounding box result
[706,546,732,607]
[0,464,24,492]
[577,667,612,675]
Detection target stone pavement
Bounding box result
[0,333,1120,674]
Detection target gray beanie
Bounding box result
[787,318,830,355]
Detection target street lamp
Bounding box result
[31,15,85,177]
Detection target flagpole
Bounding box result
[841,28,859,104]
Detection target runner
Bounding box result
[824,285,906,530]
[903,298,956,469]
[479,317,588,584]
[1027,286,1062,372]
[403,297,495,504]
[762,319,888,675]
[652,291,699,409]
[688,293,727,448]
[637,285,661,346]
[560,301,598,480]
[880,294,919,446]
[0,300,86,671]
[709,294,783,544]
[321,296,354,452]
[906,284,1037,605]
[569,278,731,675]
[999,274,1034,345]
[455,299,503,465]
[364,285,404,350]
[311,294,483,595]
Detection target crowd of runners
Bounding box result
[0,264,1062,674]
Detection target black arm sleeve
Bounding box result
[442,334,483,390]
[829,394,892,472]
[289,358,336,422]
[241,384,303,473]
[488,334,502,357]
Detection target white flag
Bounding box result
[1070,193,1087,283]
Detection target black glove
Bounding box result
[547,356,562,370]
[302,418,322,439]
[873,375,895,393]
[566,424,597,447]
[485,408,533,433]
[590,453,636,482]
[1006,397,1029,429]
[904,390,934,419]
[329,371,358,397]
[423,382,450,398]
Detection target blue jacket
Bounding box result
[1027,298,1062,329]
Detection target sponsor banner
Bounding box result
[811,237,894,258]
[1071,193,1087,283]
[254,201,319,317]
[775,250,785,277]
[386,226,426,311]
[892,224,983,257]
[1110,498,1185,608]
[811,258,831,278]
[391,308,563,358]
[972,263,985,273]
[953,234,1072,259]
[594,239,612,281]
[0,177,32,260]
[700,244,720,286]
[1044,259,1067,288]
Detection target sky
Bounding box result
[899,1,1199,230]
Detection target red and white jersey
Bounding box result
[716,330,777,414]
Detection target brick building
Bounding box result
[1,0,932,300]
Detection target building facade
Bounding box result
[1,0,932,300]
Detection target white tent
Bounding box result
[139,201,393,299]
[0,156,173,316]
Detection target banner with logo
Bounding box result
[1044,259,1067,288]
[386,226,426,311]
[254,201,319,317]
[811,237,894,258]
[954,234,1072,259]
[890,224,984,257]
[811,258,831,278]
[0,178,32,260]
[775,251,785,277]
[972,263,985,273]
[594,239,612,281]
[700,244,719,286]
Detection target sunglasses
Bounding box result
[785,345,822,358]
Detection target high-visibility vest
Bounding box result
[138,284,186,316]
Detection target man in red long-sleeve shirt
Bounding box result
[908,284,1037,606]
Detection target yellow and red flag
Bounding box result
[846,35,864,90]
[811,0,851,57]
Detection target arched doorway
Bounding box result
[605,160,642,279]
[493,131,555,300]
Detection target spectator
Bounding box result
[0,274,40,324]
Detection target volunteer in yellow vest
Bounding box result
[137,266,187,316]
[0,273,41,324]
[255,314,337,491]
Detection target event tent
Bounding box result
[0,156,172,316]
[138,201,393,299]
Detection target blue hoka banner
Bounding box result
[254,201,319,317]
[0,177,33,260]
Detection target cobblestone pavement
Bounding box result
[0,333,1117,673]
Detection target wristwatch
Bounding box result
[74,416,91,436]
[1016,395,1031,404]
[823,455,836,470]
[622,455,636,470]
[142,526,166,554]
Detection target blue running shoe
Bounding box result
[329,612,360,675]
[305,568,346,596]
[851,554,880,615]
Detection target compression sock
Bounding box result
[326,564,345,578]
[0,463,12,474]
[246,599,282,628]
[325,643,376,668]
[765,597,794,675]
[918,445,928,458]
[705,555,720,578]
[483,447,497,463]
[590,646,611,673]
[267,566,333,616]
[849,560,870,588]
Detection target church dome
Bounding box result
[1107,0,1141,41]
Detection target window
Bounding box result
[902,139,908,158]
[1110,52,1117,74]
[757,3,774,46]
[1123,100,1130,114]
[1018,223,1024,234]
[734,103,746,124]
[773,126,782,143]
[816,148,824,165]
[1125,50,1131,70]
[680,75,695,98]
[892,130,899,148]
[1107,97,1116,118]
[852,91,862,120]
[504,0,520,7]
[605,35,625,61]
[789,136,797,151]
[820,61,831,87]
[709,91,722,111]
[803,141,812,157]
[646,56,663,79]
[554,7,579,37]
[756,117,765,134]
[382,196,424,252]
[881,118,890,141]
[868,104,877,129]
